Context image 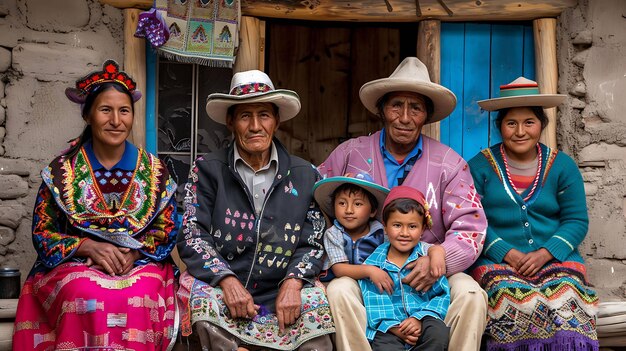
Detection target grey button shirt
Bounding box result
[233,142,279,215]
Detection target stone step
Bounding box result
[0,321,13,351]
[0,299,17,319]
[0,299,17,351]
[598,301,626,347]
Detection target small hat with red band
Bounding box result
[477,77,565,111]
[382,186,433,229]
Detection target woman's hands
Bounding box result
[219,276,259,320]
[504,248,553,276]
[503,248,525,270]
[517,248,553,276]
[77,238,141,276]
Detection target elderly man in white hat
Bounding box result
[318,57,488,351]
[176,70,334,351]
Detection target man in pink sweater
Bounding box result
[318,57,488,351]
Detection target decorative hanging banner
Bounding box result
[153,0,240,67]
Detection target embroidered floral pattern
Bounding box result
[178,273,334,350]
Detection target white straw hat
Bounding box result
[359,57,457,124]
[206,70,301,124]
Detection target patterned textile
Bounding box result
[359,242,448,340]
[178,271,335,350]
[471,262,599,351]
[154,0,240,67]
[13,143,178,350]
[36,144,177,265]
[14,262,177,351]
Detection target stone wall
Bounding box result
[558,0,626,301]
[0,0,123,281]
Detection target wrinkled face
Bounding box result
[333,189,376,238]
[384,210,424,255]
[227,102,279,161]
[382,91,429,149]
[86,88,133,152]
[500,107,543,162]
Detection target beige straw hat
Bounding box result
[359,57,457,124]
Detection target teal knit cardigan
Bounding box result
[468,143,589,266]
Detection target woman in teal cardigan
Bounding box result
[468,77,598,351]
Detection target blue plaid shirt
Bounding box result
[359,242,450,340]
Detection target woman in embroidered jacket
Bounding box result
[12,60,178,351]
[468,77,598,351]
[176,70,333,351]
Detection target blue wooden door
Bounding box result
[440,23,535,159]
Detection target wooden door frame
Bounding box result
[101,1,571,148]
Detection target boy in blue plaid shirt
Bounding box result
[360,186,450,350]
[313,173,391,286]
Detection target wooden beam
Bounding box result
[234,16,265,72]
[417,20,441,141]
[124,8,147,148]
[101,0,576,22]
[241,0,577,22]
[533,18,558,148]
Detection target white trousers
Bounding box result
[326,272,488,351]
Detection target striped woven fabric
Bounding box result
[471,261,599,351]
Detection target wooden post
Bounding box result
[124,8,146,148]
[234,16,266,72]
[417,19,441,141]
[533,18,558,148]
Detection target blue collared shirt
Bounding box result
[379,130,423,188]
[84,140,138,171]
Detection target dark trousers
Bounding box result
[371,316,449,351]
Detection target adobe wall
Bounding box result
[557,0,626,301]
[0,0,124,280]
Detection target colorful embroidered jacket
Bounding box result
[359,242,450,340]
[318,131,487,275]
[468,143,589,265]
[32,142,177,273]
[176,139,326,311]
